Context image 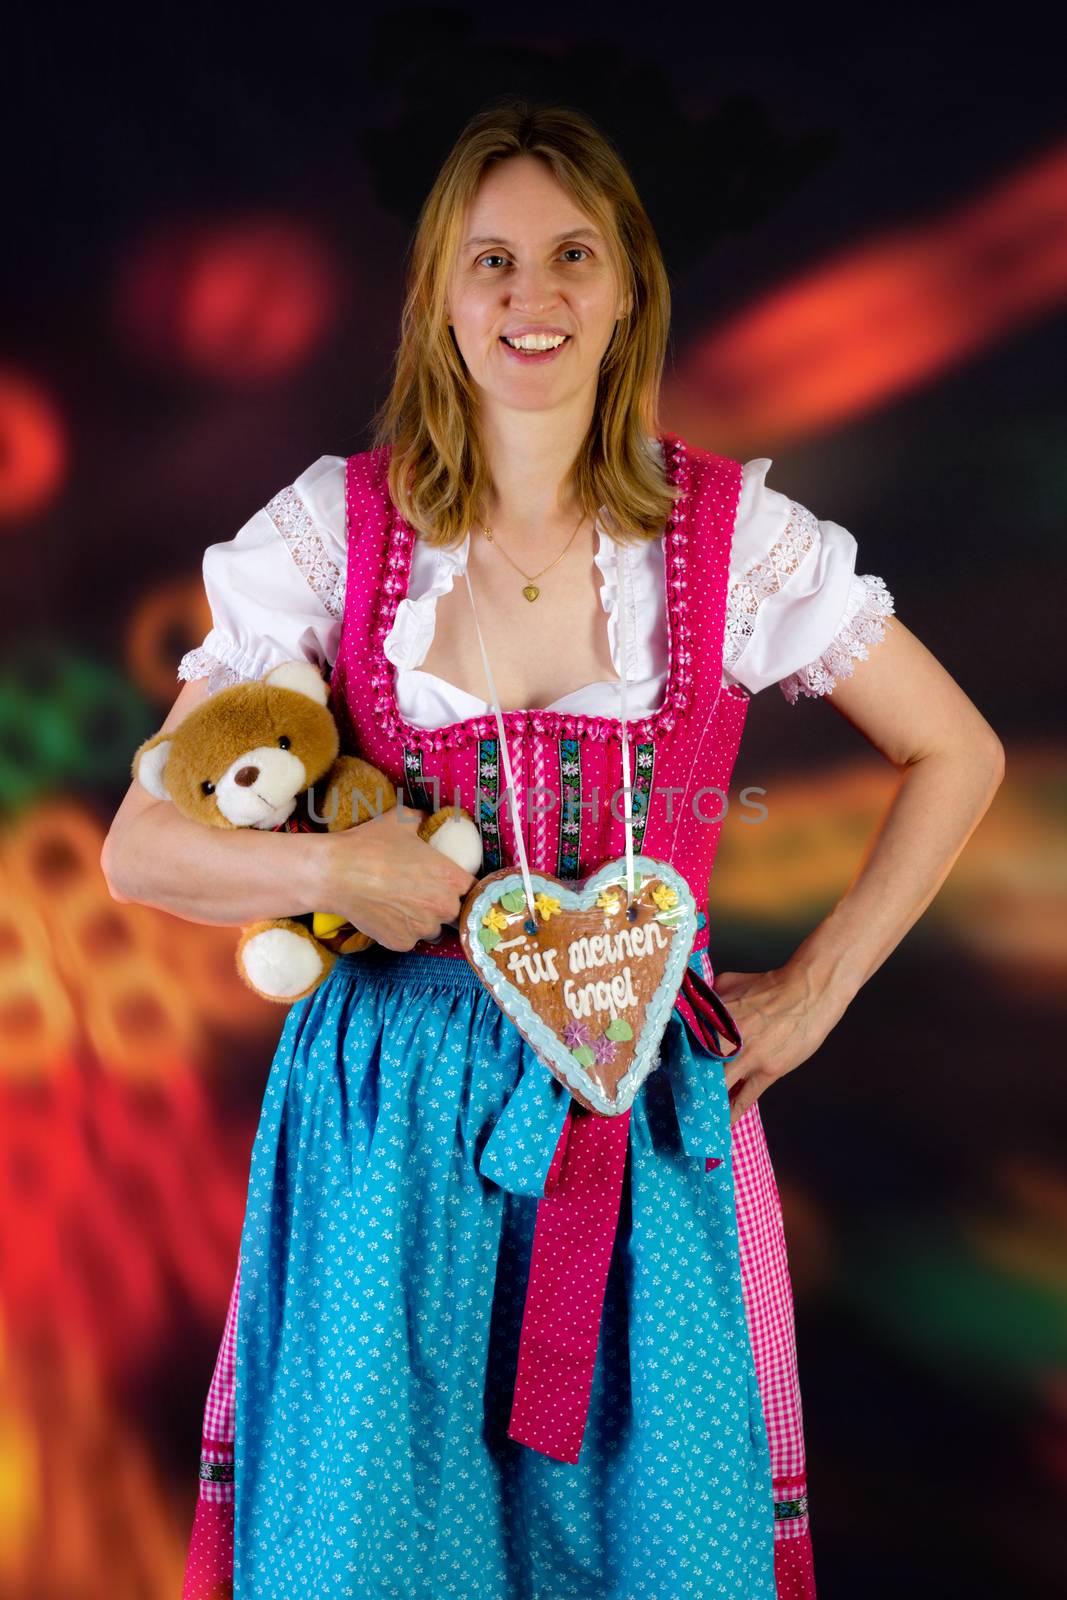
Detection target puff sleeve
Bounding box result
[724,459,896,703]
[177,455,348,693]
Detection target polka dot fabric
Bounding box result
[234,946,776,1598]
[180,431,818,1597]
[181,1500,234,1600]
[505,1081,632,1464]
[181,1075,817,1599]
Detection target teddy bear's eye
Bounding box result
[201,780,215,795]
[278,735,291,750]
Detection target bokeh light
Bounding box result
[0,372,67,524]
[665,141,1067,457]
[114,215,345,385]
[5,13,1065,1595]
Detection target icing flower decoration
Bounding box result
[596,889,621,915]
[534,893,562,922]
[481,905,510,933]
[562,1019,591,1050]
[651,883,679,911]
[591,1033,618,1065]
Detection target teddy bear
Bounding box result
[132,659,483,1002]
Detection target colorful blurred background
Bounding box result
[3,5,1065,1596]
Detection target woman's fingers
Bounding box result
[728,1072,764,1125]
[723,1056,748,1093]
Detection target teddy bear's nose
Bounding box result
[234,766,260,787]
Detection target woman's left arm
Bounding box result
[718,617,1006,1123]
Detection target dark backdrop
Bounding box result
[2,5,1065,1596]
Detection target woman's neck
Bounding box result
[477,395,594,546]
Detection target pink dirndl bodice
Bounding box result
[181,433,817,1599]
[331,432,748,948]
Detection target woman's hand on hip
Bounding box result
[712,964,849,1125]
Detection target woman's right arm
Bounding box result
[101,457,475,947]
[99,677,475,947]
[100,675,330,924]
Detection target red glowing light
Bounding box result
[116,215,344,385]
[0,371,67,523]
[665,140,1067,454]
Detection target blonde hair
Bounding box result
[370,97,679,549]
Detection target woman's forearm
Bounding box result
[102,803,330,927]
[786,735,1006,1006]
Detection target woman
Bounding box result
[102,101,1004,1600]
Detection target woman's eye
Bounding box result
[477,249,589,269]
[278,735,291,750]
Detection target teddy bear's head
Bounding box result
[133,660,339,829]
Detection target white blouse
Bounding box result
[177,450,896,720]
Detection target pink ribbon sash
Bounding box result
[506,1104,631,1463]
[507,961,742,1464]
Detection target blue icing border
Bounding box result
[462,855,697,1116]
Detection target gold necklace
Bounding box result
[481,509,586,602]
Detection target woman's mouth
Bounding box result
[499,333,571,364]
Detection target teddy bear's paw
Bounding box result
[237,921,334,1001]
[421,808,483,874]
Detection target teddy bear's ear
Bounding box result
[133,735,173,801]
[264,659,329,707]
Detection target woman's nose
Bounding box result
[508,266,559,313]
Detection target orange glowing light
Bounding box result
[928,746,1067,994]
[0,883,77,1081]
[1,800,275,1082]
[665,140,1067,455]
[713,744,1066,993]
[0,1312,38,1572]
[0,1325,189,1596]
[0,372,66,524]
[126,576,214,705]
[116,215,344,384]
[713,760,898,922]
[775,1178,835,1304]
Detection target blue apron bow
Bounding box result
[477,949,743,1193]
[477,1056,573,1197]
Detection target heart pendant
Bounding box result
[459,856,697,1116]
[522,584,540,602]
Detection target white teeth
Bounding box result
[503,333,568,351]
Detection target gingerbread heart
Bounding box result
[459,855,698,1116]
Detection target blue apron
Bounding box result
[234,943,776,1599]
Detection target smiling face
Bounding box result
[444,154,631,419]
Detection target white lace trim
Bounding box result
[778,574,896,704]
[723,501,820,672]
[176,647,244,695]
[265,485,346,620]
